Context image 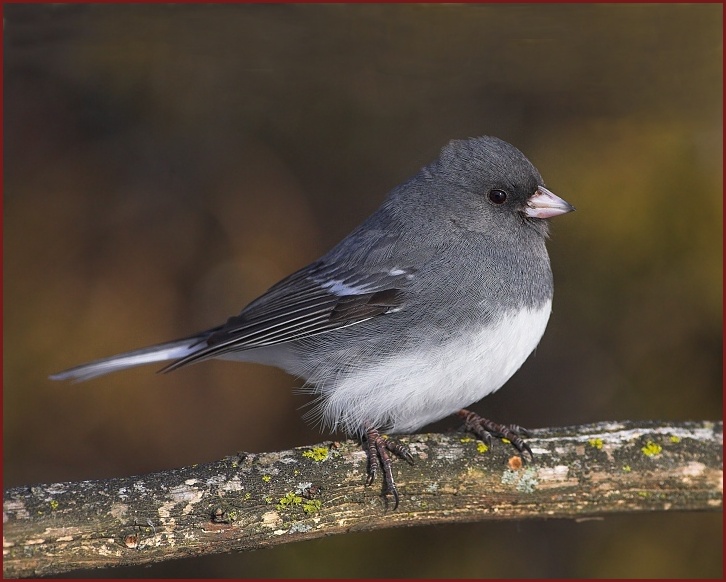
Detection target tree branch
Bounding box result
[3,420,722,578]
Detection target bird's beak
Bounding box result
[524,186,575,219]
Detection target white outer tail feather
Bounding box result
[49,340,200,383]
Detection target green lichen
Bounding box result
[476,441,489,454]
[641,441,662,457]
[501,438,511,444]
[243,492,252,501]
[303,499,322,514]
[302,447,329,462]
[638,491,650,497]
[274,490,322,514]
[501,467,539,493]
[669,435,681,443]
[276,491,303,510]
[262,474,272,482]
[622,465,632,472]
[49,500,59,511]
[516,468,539,493]
[459,436,474,443]
[588,438,604,450]
[501,469,518,486]
[264,495,273,504]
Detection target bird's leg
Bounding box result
[363,426,414,510]
[457,408,533,461]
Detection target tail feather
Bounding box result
[49,338,204,383]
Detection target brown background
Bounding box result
[4,3,722,577]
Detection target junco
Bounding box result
[51,136,574,508]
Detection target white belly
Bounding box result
[320,300,552,435]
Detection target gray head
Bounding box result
[400,136,573,240]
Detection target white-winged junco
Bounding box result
[52,136,574,507]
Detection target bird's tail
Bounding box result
[49,336,208,383]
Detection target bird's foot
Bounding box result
[363,426,414,510]
[457,408,533,461]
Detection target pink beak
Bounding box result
[525,186,575,219]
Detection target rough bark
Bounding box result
[3,420,722,578]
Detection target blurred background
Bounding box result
[3,3,722,578]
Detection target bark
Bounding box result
[3,420,722,578]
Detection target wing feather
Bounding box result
[162,260,415,372]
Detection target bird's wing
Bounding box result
[162,258,416,371]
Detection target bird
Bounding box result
[51,135,574,508]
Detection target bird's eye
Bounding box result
[488,189,508,205]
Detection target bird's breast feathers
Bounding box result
[319,298,553,435]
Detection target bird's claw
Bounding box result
[458,409,534,462]
[363,427,413,510]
